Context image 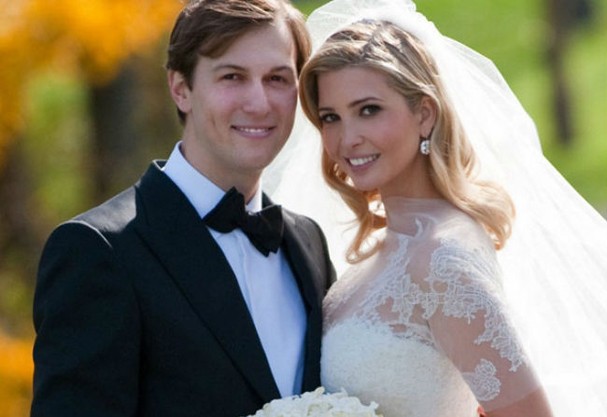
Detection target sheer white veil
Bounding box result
[264,0,607,414]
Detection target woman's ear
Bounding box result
[419,96,437,137]
[167,70,192,115]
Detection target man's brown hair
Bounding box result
[166,0,311,123]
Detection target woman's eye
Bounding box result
[361,105,380,116]
[319,113,339,124]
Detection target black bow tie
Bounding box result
[203,187,283,256]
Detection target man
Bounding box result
[31,1,335,416]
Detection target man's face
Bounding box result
[169,20,298,190]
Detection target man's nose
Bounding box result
[242,80,271,115]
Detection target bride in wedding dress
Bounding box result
[266,0,607,416]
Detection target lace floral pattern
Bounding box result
[462,359,501,402]
[427,239,527,372]
[349,235,435,346]
[322,199,538,415]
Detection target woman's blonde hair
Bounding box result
[299,19,515,263]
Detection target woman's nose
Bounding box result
[340,122,364,148]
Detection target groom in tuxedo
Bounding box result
[31,1,335,416]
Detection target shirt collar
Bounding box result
[162,141,263,218]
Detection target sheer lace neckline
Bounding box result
[383,196,456,237]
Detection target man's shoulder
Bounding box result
[38,185,141,266]
[69,186,139,236]
[281,207,322,235]
[281,207,332,257]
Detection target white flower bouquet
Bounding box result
[245,387,382,417]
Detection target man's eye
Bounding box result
[222,73,240,80]
[268,74,295,85]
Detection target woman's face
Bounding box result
[316,66,437,198]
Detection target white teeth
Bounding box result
[236,127,270,133]
[349,155,379,166]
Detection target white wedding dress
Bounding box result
[321,197,542,417]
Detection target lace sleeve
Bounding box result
[422,238,542,412]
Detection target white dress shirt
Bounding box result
[162,142,307,397]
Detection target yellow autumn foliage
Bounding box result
[0,0,182,169]
[0,330,34,417]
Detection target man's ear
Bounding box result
[419,96,437,138]
[167,70,192,114]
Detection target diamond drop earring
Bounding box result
[420,137,431,155]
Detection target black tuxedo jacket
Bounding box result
[31,162,335,417]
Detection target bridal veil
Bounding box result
[264,0,607,415]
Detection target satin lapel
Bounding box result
[134,163,280,401]
[281,218,324,312]
[278,208,326,392]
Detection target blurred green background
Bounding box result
[0,0,605,415]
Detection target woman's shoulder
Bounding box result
[399,206,501,287]
[401,203,493,253]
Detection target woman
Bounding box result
[267,0,607,416]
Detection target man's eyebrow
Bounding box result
[212,64,295,73]
[212,64,245,72]
[270,65,296,73]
